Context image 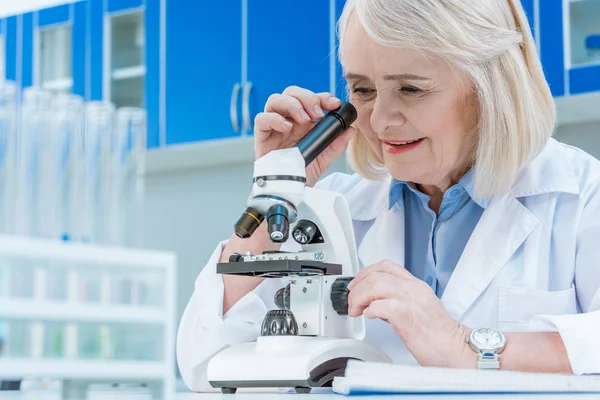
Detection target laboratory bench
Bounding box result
[176,393,600,400]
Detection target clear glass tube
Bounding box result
[110,107,146,247]
[82,102,115,244]
[31,93,85,240]
[16,87,54,237]
[52,93,84,241]
[0,83,17,357]
[0,81,17,235]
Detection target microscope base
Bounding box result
[207,336,391,392]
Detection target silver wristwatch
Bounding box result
[466,327,507,370]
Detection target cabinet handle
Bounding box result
[242,82,254,132]
[230,83,242,133]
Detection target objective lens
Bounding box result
[267,205,289,243]
[234,207,264,239]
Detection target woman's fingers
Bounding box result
[254,112,293,134]
[264,93,312,124]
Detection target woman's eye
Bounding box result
[353,87,374,94]
[401,86,423,95]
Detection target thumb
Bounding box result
[306,126,356,186]
[323,126,356,162]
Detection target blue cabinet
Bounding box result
[37,5,74,93]
[38,4,70,26]
[165,0,335,145]
[145,0,161,148]
[539,0,566,97]
[246,0,332,134]
[165,1,241,145]
[335,0,346,101]
[72,1,87,98]
[566,0,600,95]
[1,3,85,96]
[4,16,17,82]
[108,0,143,13]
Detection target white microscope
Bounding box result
[206,102,392,394]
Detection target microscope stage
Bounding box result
[217,259,342,277]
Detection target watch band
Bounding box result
[477,352,500,369]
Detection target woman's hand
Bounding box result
[347,260,472,368]
[254,86,356,187]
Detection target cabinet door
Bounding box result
[0,20,5,80]
[3,13,34,88]
[37,4,72,93]
[4,17,16,82]
[21,13,34,89]
[567,0,600,95]
[166,1,242,145]
[246,0,332,134]
[72,1,86,97]
[520,0,536,43]
[145,0,161,148]
[89,0,104,100]
[107,9,145,110]
[539,0,566,96]
[335,0,347,101]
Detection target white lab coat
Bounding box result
[177,138,600,391]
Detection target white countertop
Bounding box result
[176,391,600,399]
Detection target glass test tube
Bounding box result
[109,107,146,247]
[0,81,17,235]
[52,93,84,242]
[82,102,115,244]
[16,88,53,237]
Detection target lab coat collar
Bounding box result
[511,138,580,197]
[345,174,393,221]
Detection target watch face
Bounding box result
[472,328,505,351]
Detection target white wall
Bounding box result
[554,121,600,157]
[143,120,600,363]
[0,0,78,17]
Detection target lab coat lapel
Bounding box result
[357,204,406,270]
[441,193,539,321]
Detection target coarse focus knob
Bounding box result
[261,310,299,336]
[331,277,352,316]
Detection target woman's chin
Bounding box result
[386,168,426,184]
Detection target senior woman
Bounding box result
[177,0,600,391]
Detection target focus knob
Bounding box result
[261,310,299,336]
[331,277,352,316]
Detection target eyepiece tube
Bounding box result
[296,101,357,166]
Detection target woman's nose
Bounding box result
[369,100,407,134]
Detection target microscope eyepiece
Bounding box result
[234,207,264,239]
[296,101,357,166]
